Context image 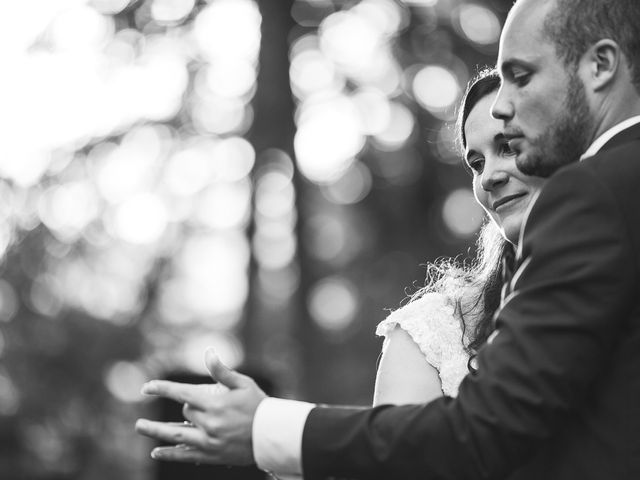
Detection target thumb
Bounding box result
[204,348,250,389]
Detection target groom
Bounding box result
[136,0,640,478]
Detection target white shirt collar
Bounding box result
[580,115,640,160]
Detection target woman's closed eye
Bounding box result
[467,156,485,174]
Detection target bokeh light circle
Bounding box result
[442,188,484,238]
[458,4,501,46]
[294,96,365,184]
[308,275,359,332]
[412,65,461,115]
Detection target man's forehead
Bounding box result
[498,0,554,65]
[507,0,554,23]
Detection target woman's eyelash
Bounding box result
[468,158,484,172]
[500,143,515,155]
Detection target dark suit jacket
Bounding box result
[301,123,640,480]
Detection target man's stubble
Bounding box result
[517,72,594,177]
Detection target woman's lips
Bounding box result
[492,192,527,211]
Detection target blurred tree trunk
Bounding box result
[244,0,305,397]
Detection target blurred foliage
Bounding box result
[1,231,147,479]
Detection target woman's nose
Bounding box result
[481,162,509,192]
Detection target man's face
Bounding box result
[491,0,593,177]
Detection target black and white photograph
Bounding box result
[2,0,639,478]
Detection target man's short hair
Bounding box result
[541,0,640,91]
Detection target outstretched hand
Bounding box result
[135,348,267,466]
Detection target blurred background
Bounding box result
[0,0,512,478]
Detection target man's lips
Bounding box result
[492,192,527,211]
[503,127,524,139]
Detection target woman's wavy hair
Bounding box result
[413,68,515,360]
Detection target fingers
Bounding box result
[151,445,218,464]
[181,403,215,431]
[135,419,209,448]
[141,381,212,410]
[182,402,202,424]
[205,348,253,390]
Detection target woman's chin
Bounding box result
[500,219,523,245]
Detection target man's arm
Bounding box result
[301,164,637,480]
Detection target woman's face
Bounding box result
[464,91,546,244]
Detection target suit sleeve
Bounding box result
[301,165,637,480]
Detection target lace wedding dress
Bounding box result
[376,292,472,397]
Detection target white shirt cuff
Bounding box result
[252,397,315,476]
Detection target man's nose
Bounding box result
[491,84,513,121]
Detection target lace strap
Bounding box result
[377,292,470,396]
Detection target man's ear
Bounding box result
[582,39,621,92]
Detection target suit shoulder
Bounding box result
[534,144,640,262]
[580,139,640,184]
[542,140,640,202]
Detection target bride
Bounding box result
[374,69,545,404]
